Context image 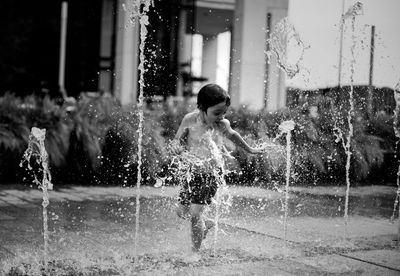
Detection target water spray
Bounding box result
[266,17,308,79]
[20,127,53,268]
[333,1,363,236]
[392,80,400,247]
[275,120,295,250]
[205,132,232,253]
[124,0,154,262]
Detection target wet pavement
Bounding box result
[0,184,399,275]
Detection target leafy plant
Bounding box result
[0,93,70,183]
[99,105,167,186]
[0,93,30,154]
[65,93,117,179]
[0,91,394,186]
[225,96,387,185]
[158,100,192,140]
[288,96,385,183]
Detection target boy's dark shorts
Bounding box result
[179,174,218,205]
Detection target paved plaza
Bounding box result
[0,184,399,275]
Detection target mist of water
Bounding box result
[20,127,53,268]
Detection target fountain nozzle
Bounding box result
[278,120,295,134]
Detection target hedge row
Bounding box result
[0,92,396,187]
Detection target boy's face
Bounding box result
[205,102,228,124]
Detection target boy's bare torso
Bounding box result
[179,111,225,169]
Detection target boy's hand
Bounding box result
[250,146,268,154]
[167,140,184,155]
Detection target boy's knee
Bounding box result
[190,214,202,227]
[176,210,187,220]
[190,213,201,221]
[176,204,189,219]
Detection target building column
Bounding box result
[202,35,218,84]
[113,0,140,106]
[98,0,115,94]
[176,8,193,98]
[230,0,288,110]
[265,7,287,111]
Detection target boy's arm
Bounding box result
[169,114,190,154]
[218,119,264,154]
[174,114,190,142]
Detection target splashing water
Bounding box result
[20,127,53,268]
[342,2,363,20]
[204,131,233,252]
[273,120,295,251]
[392,80,400,247]
[334,2,363,235]
[162,130,232,253]
[338,2,363,85]
[266,17,308,79]
[124,0,154,262]
[278,120,295,134]
[123,0,154,26]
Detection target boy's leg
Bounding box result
[189,203,205,252]
[176,203,190,220]
[203,219,215,240]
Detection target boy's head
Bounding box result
[197,84,231,112]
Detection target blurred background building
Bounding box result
[0,0,288,110]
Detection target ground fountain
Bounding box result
[1,1,400,275]
[19,127,53,272]
[123,0,154,262]
[333,1,363,235]
[275,120,295,250]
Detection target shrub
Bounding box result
[64,93,167,185]
[225,97,387,186]
[0,93,69,183]
[0,92,393,186]
[158,100,193,140]
[0,92,167,185]
[287,97,385,184]
[64,93,117,183]
[99,105,167,186]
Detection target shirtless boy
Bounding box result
[169,84,266,254]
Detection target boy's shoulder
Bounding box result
[182,110,199,122]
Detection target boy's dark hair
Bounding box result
[197,84,231,112]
